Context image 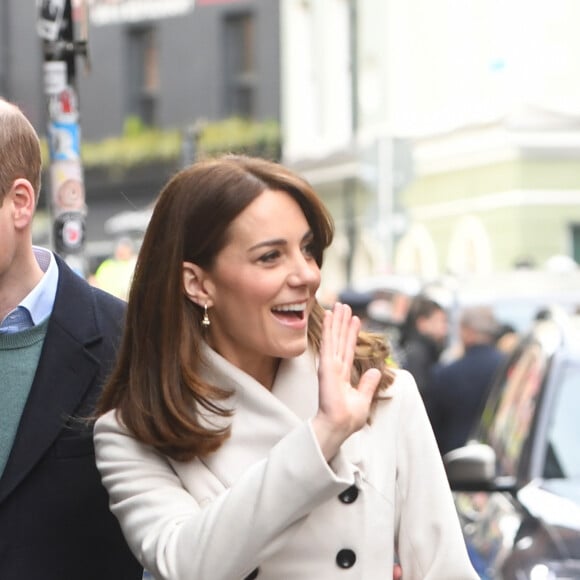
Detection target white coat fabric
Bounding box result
[94,344,478,580]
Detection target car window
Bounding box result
[543,360,580,479]
[485,343,547,477]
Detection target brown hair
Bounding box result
[0,99,42,202]
[97,155,394,461]
[399,295,446,347]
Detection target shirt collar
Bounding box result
[19,247,59,326]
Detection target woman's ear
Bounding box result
[182,261,213,307]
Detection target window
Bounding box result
[543,360,580,479]
[126,25,159,126]
[223,12,256,118]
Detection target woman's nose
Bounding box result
[288,254,320,286]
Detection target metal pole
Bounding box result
[349,0,359,137]
[0,1,12,97]
[376,136,394,269]
[38,0,89,276]
[343,0,359,288]
[343,176,357,287]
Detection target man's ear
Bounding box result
[10,178,36,229]
[183,261,214,307]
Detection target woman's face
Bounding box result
[193,189,321,383]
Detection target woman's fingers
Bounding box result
[319,302,377,410]
[336,302,351,358]
[329,303,360,377]
[330,302,350,367]
[357,367,381,401]
[315,303,382,460]
[343,312,360,376]
[321,309,333,360]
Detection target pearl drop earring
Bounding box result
[202,303,210,328]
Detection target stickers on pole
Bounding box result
[37,0,67,41]
[53,212,86,254]
[46,78,86,254]
[43,61,67,95]
[51,161,85,214]
[48,83,81,166]
[49,121,80,162]
[49,84,79,123]
[50,158,86,253]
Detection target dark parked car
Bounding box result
[444,310,580,579]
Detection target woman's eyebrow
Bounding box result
[248,230,313,252]
[248,238,287,252]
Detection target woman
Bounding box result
[94,155,477,580]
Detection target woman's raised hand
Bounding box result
[312,303,382,461]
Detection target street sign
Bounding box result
[89,0,196,26]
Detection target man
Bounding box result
[398,295,449,392]
[0,99,142,578]
[423,305,506,455]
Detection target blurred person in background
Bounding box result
[0,99,141,578]
[398,295,449,392]
[92,236,137,301]
[93,155,477,580]
[423,305,506,455]
[339,289,399,368]
[494,321,519,355]
[338,288,373,321]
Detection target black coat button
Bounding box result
[244,568,259,580]
[336,548,356,569]
[338,484,359,504]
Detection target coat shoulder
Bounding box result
[90,284,127,320]
[382,368,419,399]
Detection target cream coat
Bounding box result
[94,344,478,580]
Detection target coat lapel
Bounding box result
[198,345,319,487]
[0,258,101,504]
[193,344,395,488]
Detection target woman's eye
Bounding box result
[259,250,280,263]
[303,241,316,258]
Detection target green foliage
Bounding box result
[81,126,182,170]
[123,115,148,137]
[197,117,281,161]
[37,117,282,172]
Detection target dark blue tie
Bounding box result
[0,306,34,334]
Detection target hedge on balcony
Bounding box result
[40,116,281,172]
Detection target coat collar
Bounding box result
[197,344,318,486]
[196,344,372,486]
[0,256,103,503]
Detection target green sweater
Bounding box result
[0,318,49,476]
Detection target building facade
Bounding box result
[0,0,280,266]
[281,0,580,298]
[3,0,580,287]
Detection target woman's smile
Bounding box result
[270,301,308,327]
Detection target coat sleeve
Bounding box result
[421,365,446,453]
[94,411,355,580]
[393,371,479,580]
[401,342,431,392]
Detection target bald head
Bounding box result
[0,98,42,204]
